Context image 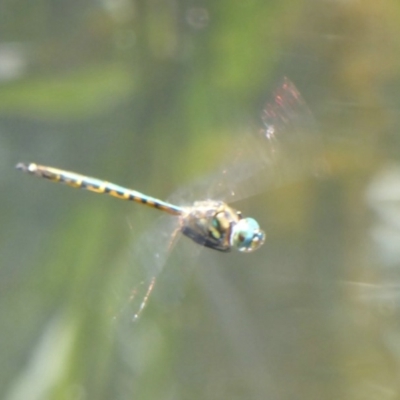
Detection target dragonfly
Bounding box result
[15,164,265,253]
[17,78,320,320]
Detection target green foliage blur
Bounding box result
[2,1,400,399]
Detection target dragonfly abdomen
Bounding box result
[16,163,182,215]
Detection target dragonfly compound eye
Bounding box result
[230,218,265,252]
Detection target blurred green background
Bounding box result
[2,0,400,399]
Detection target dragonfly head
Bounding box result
[230,218,265,252]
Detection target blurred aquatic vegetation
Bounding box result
[2,0,400,400]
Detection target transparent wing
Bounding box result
[111,211,204,326]
[205,77,324,203]
[110,78,323,324]
[111,214,182,325]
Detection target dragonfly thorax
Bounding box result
[181,200,265,252]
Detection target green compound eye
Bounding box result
[231,218,265,252]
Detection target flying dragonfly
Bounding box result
[17,78,321,320]
[15,162,266,253]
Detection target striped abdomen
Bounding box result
[16,163,182,216]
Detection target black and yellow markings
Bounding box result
[152,202,172,213]
[80,180,104,193]
[63,177,83,188]
[17,161,184,216]
[43,171,61,182]
[140,198,156,208]
[209,211,232,240]
[103,186,126,199]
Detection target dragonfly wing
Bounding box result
[163,79,323,207]
[112,214,182,324]
[112,211,203,325]
[110,79,323,324]
[206,78,324,204]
